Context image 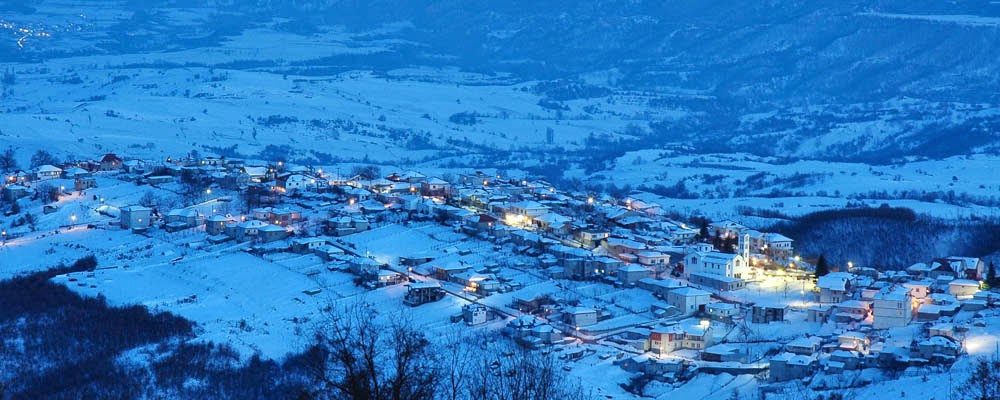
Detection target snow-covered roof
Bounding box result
[619,264,649,273]
[409,281,442,290]
[670,287,711,297]
[167,208,198,217]
[786,336,823,349]
[949,279,980,287]
[771,352,816,366]
[817,272,856,291]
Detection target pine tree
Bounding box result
[815,254,829,279]
[988,261,997,286]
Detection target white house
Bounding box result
[164,208,200,231]
[666,287,712,315]
[282,174,315,192]
[949,279,980,299]
[683,251,749,280]
[816,272,857,304]
[709,220,746,238]
[872,287,914,329]
[34,164,62,181]
[507,200,550,221]
[617,264,652,285]
[650,323,713,354]
[566,307,599,328]
[120,205,153,232]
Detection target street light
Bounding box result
[205,188,212,195]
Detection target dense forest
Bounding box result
[773,206,1000,268]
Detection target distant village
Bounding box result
[2,152,996,396]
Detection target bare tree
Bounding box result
[0,147,16,172]
[438,328,476,400]
[29,150,59,168]
[963,355,1000,400]
[465,339,592,400]
[304,301,440,400]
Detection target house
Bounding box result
[649,323,712,353]
[603,237,646,257]
[120,205,153,232]
[452,271,501,295]
[837,332,870,354]
[33,165,62,181]
[74,177,97,191]
[505,317,564,348]
[463,304,492,326]
[205,215,234,236]
[689,272,746,292]
[702,344,748,363]
[816,272,857,304]
[231,220,268,242]
[903,280,932,300]
[434,264,473,280]
[828,350,862,372]
[291,237,327,253]
[706,302,740,322]
[948,279,980,299]
[566,307,599,328]
[419,177,452,197]
[241,166,270,183]
[99,153,123,171]
[576,229,610,248]
[941,257,985,281]
[683,251,749,280]
[280,174,316,192]
[404,282,445,306]
[872,287,915,329]
[636,251,670,268]
[807,305,833,323]
[928,323,956,339]
[637,278,686,297]
[314,244,345,261]
[464,214,497,232]
[666,287,712,315]
[917,294,961,321]
[2,185,30,202]
[709,220,747,238]
[63,167,90,179]
[751,304,788,324]
[370,270,406,288]
[123,159,150,175]
[534,212,573,235]
[147,175,173,185]
[504,201,549,226]
[258,224,289,243]
[914,336,961,363]
[617,264,652,285]
[769,353,817,381]
[738,230,795,264]
[833,300,870,323]
[785,336,823,355]
[164,209,200,231]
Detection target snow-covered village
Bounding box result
[3,148,1000,399]
[5,1,1000,400]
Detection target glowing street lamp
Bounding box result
[205,188,212,195]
